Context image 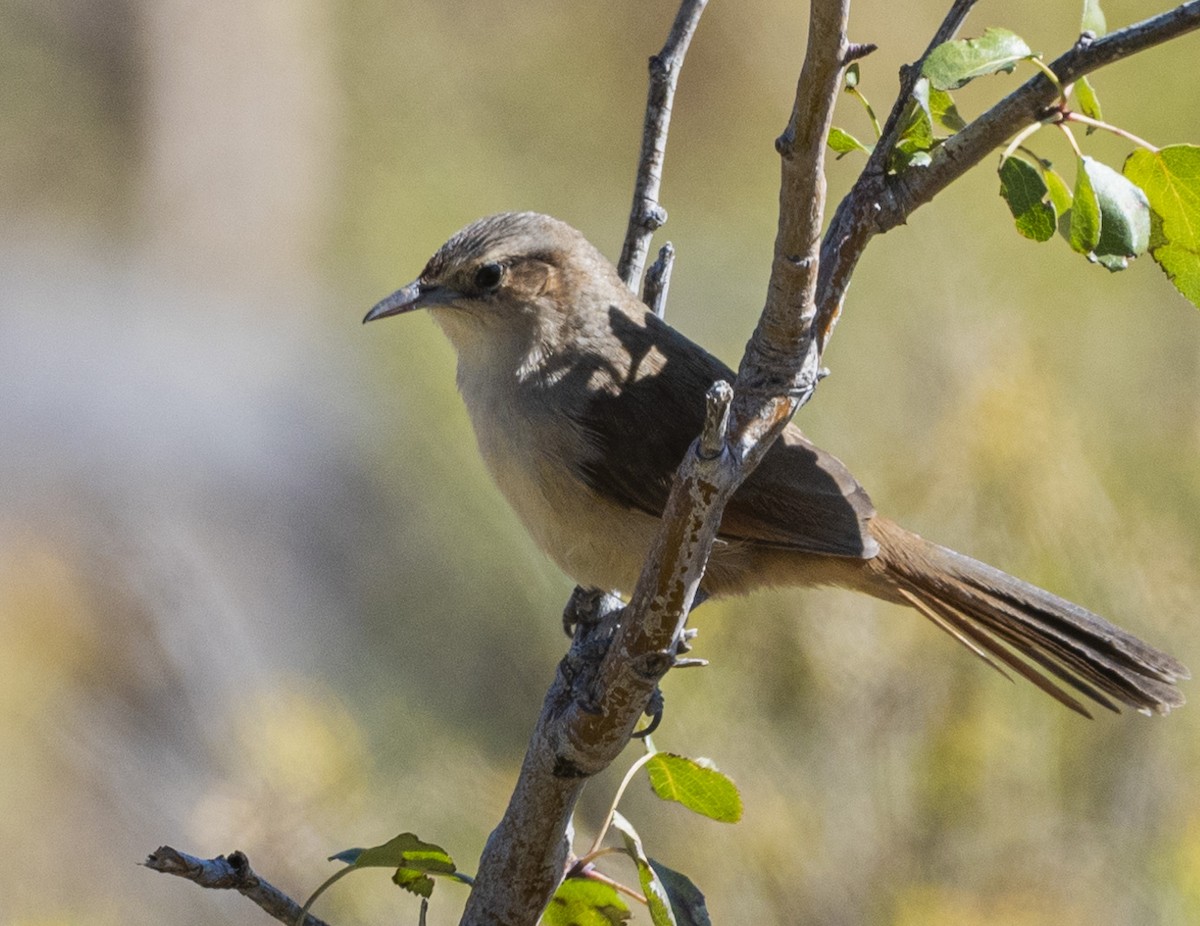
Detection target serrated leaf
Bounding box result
[999,156,1057,241]
[1065,155,1102,253]
[1087,157,1150,270]
[645,754,742,823]
[1074,76,1103,131]
[1125,144,1200,306]
[648,860,711,926]
[393,867,436,899]
[828,127,871,158]
[544,878,631,926]
[922,27,1034,91]
[928,87,967,133]
[1082,0,1107,36]
[612,813,675,926]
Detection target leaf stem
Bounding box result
[1000,120,1046,163]
[847,86,883,138]
[1057,121,1085,160]
[1062,111,1159,151]
[576,866,650,906]
[1028,55,1066,105]
[583,750,657,859]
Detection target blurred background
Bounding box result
[2,1,1198,923]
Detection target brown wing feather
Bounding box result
[569,308,875,559]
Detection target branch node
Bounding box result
[699,380,733,459]
[643,242,676,318]
[843,41,877,64]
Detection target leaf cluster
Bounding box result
[828,7,1200,308]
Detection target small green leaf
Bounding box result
[1081,0,1108,36]
[1074,76,1103,131]
[1087,157,1150,270]
[1043,164,1073,214]
[844,62,860,89]
[1125,144,1200,306]
[922,27,1034,91]
[646,753,743,823]
[999,156,1057,241]
[393,867,436,899]
[330,833,457,876]
[1065,155,1102,254]
[612,813,676,926]
[828,126,872,158]
[889,93,936,172]
[544,878,631,926]
[928,87,967,133]
[648,860,712,926]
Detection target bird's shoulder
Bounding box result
[564,307,877,559]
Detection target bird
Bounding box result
[364,211,1188,718]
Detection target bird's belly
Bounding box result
[474,417,659,594]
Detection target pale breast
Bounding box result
[457,363,660,594]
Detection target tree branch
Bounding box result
[617,0,709,290]
[462,3,852,924]
[145,846,332,926]
[816,0,1200,347]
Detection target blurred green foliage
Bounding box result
[0,1,1198,924]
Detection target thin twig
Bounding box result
[144,846,332,926]
[617,0,709,290]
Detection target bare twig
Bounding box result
[732,0,851,437]
[642,242,676,318]
[617,0,709,290]
[144,846,332,926]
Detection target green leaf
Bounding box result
[922,27,1034,91]
[393,867,436,899]
[889,93,936,172]
[648,860,712,926]
[1074,76,1103,131]
[928,87,967,133]
[612,812,676,926]
[1087,157,1150,270]
[1081,0,1108,36]
[999,156,1057,241]
[828,126,872,158]
[1125,144,1200,306]
[1065,155,1102,254]
[1043,164,1074,214]
[544,878,631,926]
[300,833,460,925]
[330,833,457,876]
[645,753,743,823]
[844,62,860,89]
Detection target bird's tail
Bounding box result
[867,518,1188,717]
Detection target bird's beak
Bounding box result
[363,281,425,324]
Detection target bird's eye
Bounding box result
[474,262,504,291]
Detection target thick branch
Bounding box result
[733,0,851,435]
[816,0,1200,346]
[145,846,332,926]
[617,0,709,290]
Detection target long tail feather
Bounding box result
[871,518,1188,717]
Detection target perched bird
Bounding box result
[365,211,1187,717]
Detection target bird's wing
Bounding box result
[568,310,876,559]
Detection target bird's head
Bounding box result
[364,212,628,358]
